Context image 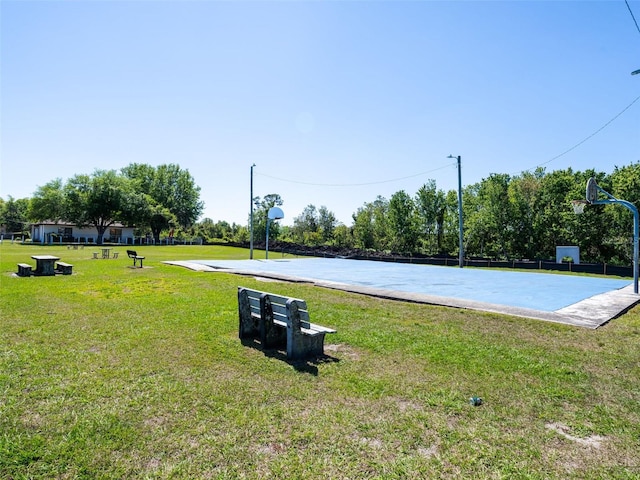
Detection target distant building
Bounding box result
[31,221,135,244]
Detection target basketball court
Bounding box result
[166,257,639,329]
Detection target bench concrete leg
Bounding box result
[286,299,326,360]
[238,288,259,339]
[287,330,326,360]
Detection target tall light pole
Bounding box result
[249,164,256,259]
[448,155,464,268]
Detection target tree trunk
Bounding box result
[96,225,107,245]
[151,227,161,244]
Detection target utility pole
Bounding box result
[448,155,464,268]
[249,164,255,259]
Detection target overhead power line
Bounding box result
[625,0,640,37]
[518,93,640,175]
[258,92,640,189]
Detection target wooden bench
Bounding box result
[17,263,32,277]
[238,287,336,360]
[126,250,145,267]
[55,261,73,275]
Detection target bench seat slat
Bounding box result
[306,323,337,333]
[258,311,335,334]
[272,311,288,322]
[267,318,326,336]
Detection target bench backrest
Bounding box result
[243,289,311,328]
[126,250,137,257]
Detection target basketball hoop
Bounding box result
[571,200,587,215]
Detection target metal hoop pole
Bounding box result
[592,195,639,294]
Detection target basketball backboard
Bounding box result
[586,177,598,204]
[268,206,284,220]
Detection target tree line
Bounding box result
[1,164,203,244]
[241,164,640,267]
[1,162,639,267]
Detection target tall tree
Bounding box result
[251,194,284,243]
[415,180,447,254]
[441,189,462,256]
[63,170,144,244]
[1,196,30,234]
[388,190,418,253]
[332,224,353,249]
[146,203,178,243]
[292,204,338,246]
[507,169,544,259]
[195,218,237,241]
[317,206,338,243]
[29,178,67,223]
[461,183,484,256]
[534,168,581,259]
[371,196,390,251]
[292,205,320,245]
[352,203,375,250]
[465,174,512,259]
[609,162,640,264]
[122,163,204,231]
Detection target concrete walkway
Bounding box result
[165,258,640,329]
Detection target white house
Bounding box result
[31,221,136,244]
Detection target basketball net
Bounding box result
[571,200,587,215]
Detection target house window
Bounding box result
[56,227,73,241]
[108,228,123,242]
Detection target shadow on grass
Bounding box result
[241,338,340,376]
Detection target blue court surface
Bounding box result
[167,257,640,329]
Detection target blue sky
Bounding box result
[2,0,639,226]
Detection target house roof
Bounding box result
[32,221,133,228]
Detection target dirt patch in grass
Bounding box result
[255,442,287,456]
[545,422,605,448]
[324,343,361,360]
[417,444,439,459]
[542,422,617,475]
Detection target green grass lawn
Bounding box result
[1,242,639,479]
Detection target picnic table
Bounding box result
[101,247,112,259]
[31,255,60,276]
